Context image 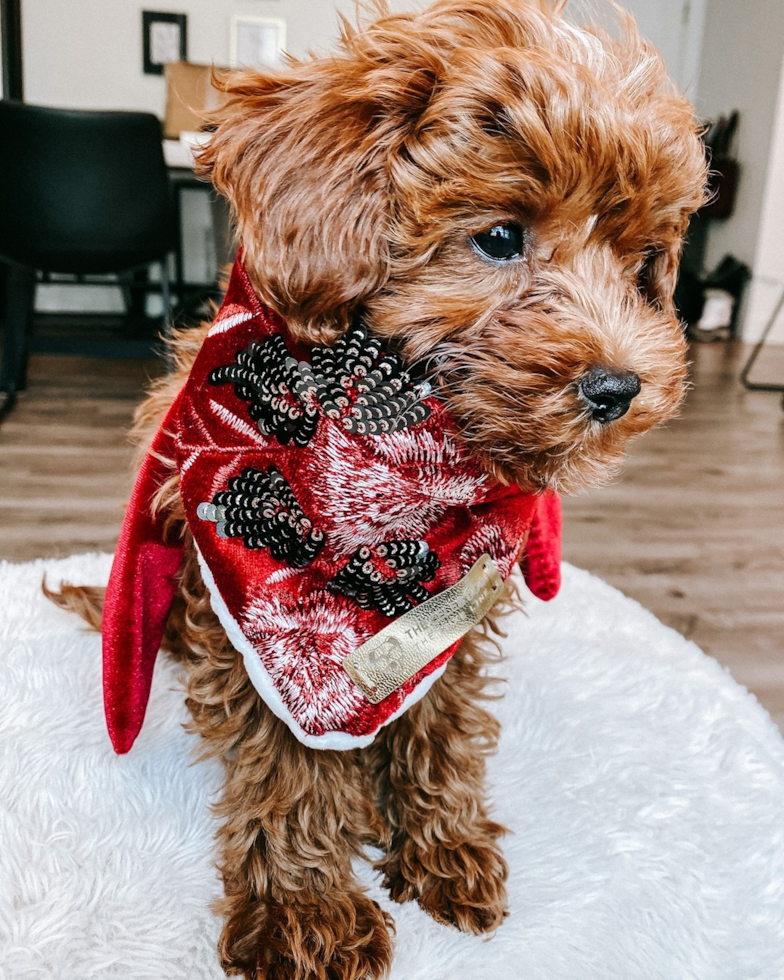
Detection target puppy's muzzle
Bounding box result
[579,368,641,423]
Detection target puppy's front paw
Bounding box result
[381,837,508,935]
[240,892,394,980]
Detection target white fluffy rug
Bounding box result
[2,553,784,980]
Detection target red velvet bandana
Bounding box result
[102,259,562,753]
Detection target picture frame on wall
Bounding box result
[143,11,188,76]
[230,16,286,69]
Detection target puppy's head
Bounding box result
[198,0,707,493]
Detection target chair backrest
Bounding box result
[0,101,176,274]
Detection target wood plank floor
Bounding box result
[0,355,163,559]
[1,340,783,728]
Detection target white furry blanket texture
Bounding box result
[1,553,783,980]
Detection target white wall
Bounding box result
[693,0,784,342]
[21,0,418,114]
[617,0,706,94]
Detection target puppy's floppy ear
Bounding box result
[197,61,396,344]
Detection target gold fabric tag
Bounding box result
[343,554,504,704]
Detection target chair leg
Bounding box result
[119,267,149,331]
[740,283,784,393]
[159,257,175,373]
[0,264,36,399]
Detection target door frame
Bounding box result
[678,0,708,94]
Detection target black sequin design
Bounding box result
[329,540,440,618]
[197,467,324,567]
[209,322,432,444]
[209,335,319,446]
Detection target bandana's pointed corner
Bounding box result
[102,421,185,755]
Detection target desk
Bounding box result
[163,137,198,170]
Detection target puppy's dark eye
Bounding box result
[469,224,525,262]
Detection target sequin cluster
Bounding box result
[328,540,440,618]
[209,322,432,443]
[202,324,442,617]
[209,335,318,446]
[295,323,432,436]
[197,467,324,568]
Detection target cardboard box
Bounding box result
[164,61,229,140]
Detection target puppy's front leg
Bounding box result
[211,710,394,980]
[371,636,509,934]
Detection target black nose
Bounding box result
[579,368,641,423]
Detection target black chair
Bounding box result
[0,101,177,420]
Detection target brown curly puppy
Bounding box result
[57,1,706,977]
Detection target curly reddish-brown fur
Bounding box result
[198,0,705,492]
[52,2,707,977]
